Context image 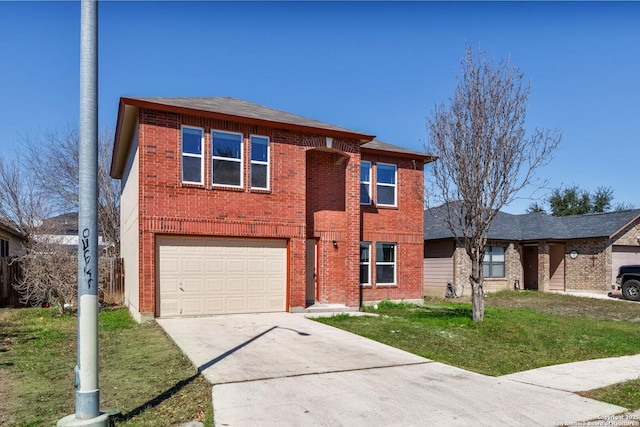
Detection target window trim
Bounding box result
[211,129,244,188]
[360,242,371,286]
[360,161,372,205]
[375,242,397,286]
[250,134,270,190]
[375,162,397,207]
[181,125,204,185]
[483,245,506,278]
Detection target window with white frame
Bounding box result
[483,246,505,278]
[360,242,371,285]
[1,238,8,257]
[250,135,270,190]
[181,126,204,184]
[212,130,243,187]
[360,161,371,205]
[376,163,397,207]
[376,242,396,284]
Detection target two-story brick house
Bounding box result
[110,97,433,321]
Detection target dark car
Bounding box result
[614,265,640,301]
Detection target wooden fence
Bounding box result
[101,257,124,306]
[0,257,22,307]
[0,257,124,308]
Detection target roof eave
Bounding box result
[110,99,139,179]
[361,147,436,163]
[119,97,376,143]
[608,213,640,239]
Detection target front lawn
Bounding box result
[316,291,640,376]
[0,307,213,427]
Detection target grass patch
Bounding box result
[580,379,640,411]
[0,307,212,427]
[317,291,640,376]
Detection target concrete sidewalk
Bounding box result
[502,354,640,393]
[158,313,639,427]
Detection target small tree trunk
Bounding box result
[469,254,485,322]
[470,278,484,322]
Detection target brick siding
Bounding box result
[132,108,424,315]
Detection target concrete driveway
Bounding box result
[158,313,628,427]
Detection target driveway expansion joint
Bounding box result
[210,360,435,386]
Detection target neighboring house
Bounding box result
[0,220,24,258]
[424,206,640,296]
[110,97,434,321]
[39,212,105,250]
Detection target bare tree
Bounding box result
[0,157,48,239]
[0,157,73,311]
[426,47,561,322]
[0,126,120,311]
[25,127,120,257]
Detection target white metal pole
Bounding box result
[76,0,99,419]
[58,2,109,424]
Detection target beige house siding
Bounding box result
[423,239,454,297]
[120,123,142,321]
[0,227,23,258]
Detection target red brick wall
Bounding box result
[135,108,369,313]
[360,153,425,303]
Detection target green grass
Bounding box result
[317,291,640,376]
[0,307,213,427]
[580,379,640,411]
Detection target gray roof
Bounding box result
[361,140,434,160]
[425,205,640,241]
[128,97,374,139]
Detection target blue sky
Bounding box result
[1,1,638,214]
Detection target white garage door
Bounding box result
[157,236,287,317]
[611,246,640,287]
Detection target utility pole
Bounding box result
[58,0,108,425]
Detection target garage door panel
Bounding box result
[181,298,204,316]
[247,258,266,273]
[226,297,246,312]
[227,258,246,273]
[227,277,245,292]
[162,278,180,293]
[247,277,265,292]
[266,278,282,291]
[182,278,202,292]
[162,257,179,274]
[205,259,223,273]
[182,257,203,273]
[267,259,285,273]
[158,237,286,317]
[205,277,224,292]
[161,299,179,317]
[247,297,267,311]
[268,296,285,309]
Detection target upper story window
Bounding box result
[483,246,505,278]
[212,130,243,187]
[376,163,397,207]
[181,126,204,184]
[360,161,372,205]
[250,135,270,190]
[1,238,8,257]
